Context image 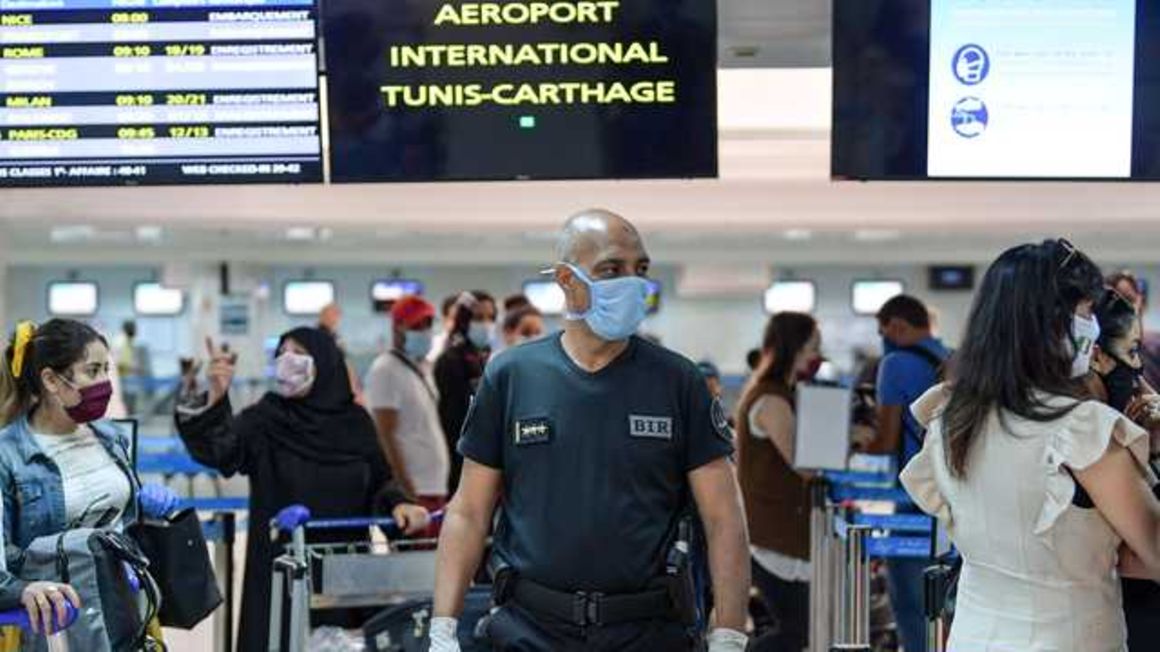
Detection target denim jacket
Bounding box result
[0,416,140,607]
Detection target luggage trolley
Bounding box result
[0,601,79,652]
[267,507,445,652]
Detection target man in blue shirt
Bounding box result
[864,294,949,652]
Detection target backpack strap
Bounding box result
[894,346,952,474]
[897,345,948,376]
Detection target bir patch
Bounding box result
[514,417,553,446]
[629,415,674,440]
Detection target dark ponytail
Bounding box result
[1,319,108,424]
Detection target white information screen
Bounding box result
[524,281,567,316]
[48,282,98,316]
[283,281,334,316]
[928,0,1137,178]
[134,283,184,316]
[764,281,817,314]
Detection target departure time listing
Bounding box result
[0,0,323,186]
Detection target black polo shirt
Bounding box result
[458,334,734,594]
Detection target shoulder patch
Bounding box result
[711,397,734,441]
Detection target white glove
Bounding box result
[428,616,460,652]
[706,627,749,652]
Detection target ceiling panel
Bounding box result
[4,222,1155,268]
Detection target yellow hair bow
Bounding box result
[10,321,35,379]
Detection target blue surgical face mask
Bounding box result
[467,322,492,350]
[402,329,433,361]
[564,264,650,342]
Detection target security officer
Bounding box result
[429,209,750,651]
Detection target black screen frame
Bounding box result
[831,0,1160,182]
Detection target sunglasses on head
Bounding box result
[1108,289,1136,312]
[1056,238,1079,272]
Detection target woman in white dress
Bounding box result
[902,239,1160,652]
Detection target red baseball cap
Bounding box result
[391,295,435,329]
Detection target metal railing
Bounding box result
[809,472,951,652]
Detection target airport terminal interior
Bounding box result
[4,0,1160,650]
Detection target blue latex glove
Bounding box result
[274,505,311,534]
[139,484,179,519]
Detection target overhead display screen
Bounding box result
[764,281,816,315]
[832,0,1160,180]
[852,280,904,316]
[323,0,717,182]
[371,278,424,313]
[48,280,98,315]
[0,0,323,186]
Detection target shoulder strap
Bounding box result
[898,345,948,373]
[390,350,438,404]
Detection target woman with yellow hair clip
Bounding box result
[0,322,80,644]
[0,319,176,647]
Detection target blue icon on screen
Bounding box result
[953,44,990,85]
[951,97,988,138]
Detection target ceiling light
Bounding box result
[854,229,902,243]
[285,227,317,241]
[135,226,163,242]
[50,226,96,243]
[784,229,813,241]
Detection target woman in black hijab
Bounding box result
[175,327,428,651]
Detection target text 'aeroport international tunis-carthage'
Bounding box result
[379,0,681,109]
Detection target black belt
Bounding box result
[509,577,675,627]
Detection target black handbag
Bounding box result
[131,507,223,629]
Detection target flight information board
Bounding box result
[324,0,717,182]
[0,0,323,186]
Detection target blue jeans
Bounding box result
[886,557,928,652]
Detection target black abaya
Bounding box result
[176,328,408,651]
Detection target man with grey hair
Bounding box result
[429,209,750,651]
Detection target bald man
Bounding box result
[318,302,342,336]
[430,210,750,651]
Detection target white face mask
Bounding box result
[1070,314,1101,378]
[274,351,316,398]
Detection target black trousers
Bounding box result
[750,560,809,652]
[1124,578,1160,651]
[486,602,695,652]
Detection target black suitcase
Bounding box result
[363,587,493,651]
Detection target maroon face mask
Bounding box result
[63,380,113,424]
[797,357,824,382]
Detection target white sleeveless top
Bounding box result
[901,385,1152,652]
